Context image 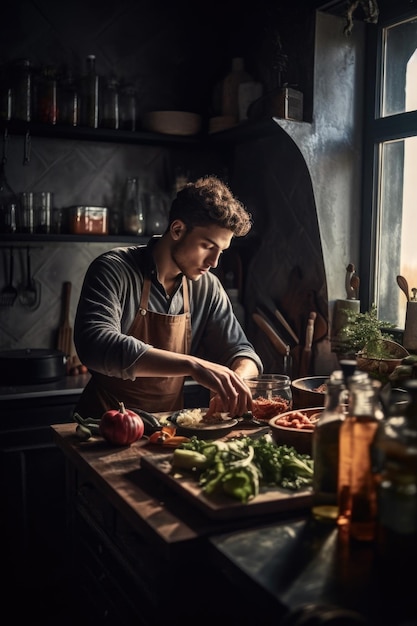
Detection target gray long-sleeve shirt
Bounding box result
[74,238,263,380]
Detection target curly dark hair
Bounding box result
[169,175,253,237]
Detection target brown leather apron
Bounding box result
[75,275,191,418]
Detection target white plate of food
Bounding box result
[169,408,238,439]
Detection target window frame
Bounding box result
[360,3,417,324]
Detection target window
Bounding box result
[362,8,417,330]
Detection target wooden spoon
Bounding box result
[396,275,410,302]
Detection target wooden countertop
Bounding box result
[51,422,305,556]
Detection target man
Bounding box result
[74,175,263,419]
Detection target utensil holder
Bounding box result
[403,301,417,351]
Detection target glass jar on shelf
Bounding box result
[100,76,119,129]
[122,177,146,236]
[145,191,169,236]
[57,69,79,126]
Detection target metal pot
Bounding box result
[0,348,68,385]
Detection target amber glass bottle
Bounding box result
[337,372,381,541]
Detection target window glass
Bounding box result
[377,136,417,327]
[375,12,417,330]
[381,16,417,117]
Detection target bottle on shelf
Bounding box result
[337,371,382,541]
[57,69,79,126]
[119,82,137,131]
[35,65,58,125]
[311,369,346,522]
[11,58,33,122]
[100,76,119,130]
[0,159,18,234]
[122,177,146,236]
[221,57,252,124]
[80,54,100,128]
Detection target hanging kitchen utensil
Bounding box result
[19,246,40,309]
[396,275,410,302]
[0,247,18,306]
[57,281,73,359]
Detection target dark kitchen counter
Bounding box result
[0,374,204,401]
[0,373,91,400]
[51,423,417,626]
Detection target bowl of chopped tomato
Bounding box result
[291,376,328,409]
[269,407,323,455]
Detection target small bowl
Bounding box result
[269,407,323,455]
[291,376,328,409]
[141,110,202,135]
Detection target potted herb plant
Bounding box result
[335,304,409,382]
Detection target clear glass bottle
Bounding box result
[122,177,146,236]
[311,370,346,522]
[119,82,137,131]
[337,372,382,541]
[0,62,12,121]
[374,379,417,558]
[11,58,32,122]
[57,70,79,126]
[0,161,18,234]
[80,54,99,128]
[145,191,169,236]
[100,77,119,129]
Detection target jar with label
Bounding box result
[122,177,146,236]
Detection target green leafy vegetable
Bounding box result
[171,434,314,503]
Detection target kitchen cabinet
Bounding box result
[51,423,281,626]
[0,378,87,601]
[0,376,208,617]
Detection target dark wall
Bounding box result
[0,0,316,122]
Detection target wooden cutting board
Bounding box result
[141,452,312,520]
[57,281,73,357]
